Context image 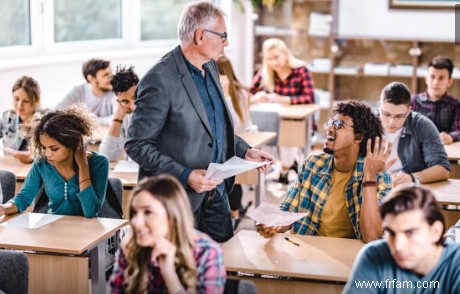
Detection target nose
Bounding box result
[392,234,407,252]
[131,213,143,228]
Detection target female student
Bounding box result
[0,76,42,163]
[250,38,315,184]
[217,55,254,225]
[110,175,226,294]
[0,106,109,217]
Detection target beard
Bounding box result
[323,146,334,154]
[96,80,112,92]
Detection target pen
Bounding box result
[284,236,300,246]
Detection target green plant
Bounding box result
[232,0,286,12]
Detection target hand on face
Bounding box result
[151,238,177,276]
[114,100,131,119]
[440,132,453,145]
[364,136,395,177]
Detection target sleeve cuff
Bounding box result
[180,168,192,187]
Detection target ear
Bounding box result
[429,220,444,244]
[87,74,96,84]
[194,29,204,45]
[354,133,363,144]
[447,78,454,88]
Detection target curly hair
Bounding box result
[110,65,139,95]
[381,184,445,246]
[30,105,97,159]
[123,175,197,293]
[334,100,384,157]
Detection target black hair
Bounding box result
[380,82,411,105]
[429,56,454,78]
[110,65,139,95]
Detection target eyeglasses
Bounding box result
[203,29,228,43]
[380,109,408,121]
[117,99,131,106]
[325,118,354,130]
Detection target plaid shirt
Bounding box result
[411,91,460,142]
[279,154,392,240]
[110,232,226,294]
[250,66,315,105]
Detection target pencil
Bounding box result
[284,236,300,246]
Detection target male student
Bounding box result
[411,56,460,145]
[125,1,273,243]
[379,82,450,186]
[57,58,114,125]
[99,65,138,161]
[257,100,392,243]
[344,185,460,293]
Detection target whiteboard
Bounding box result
[338,0,455,42]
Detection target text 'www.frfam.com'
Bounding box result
[354,279,440,290]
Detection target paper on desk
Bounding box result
[246,203,308,227]
[0,213,63,229]
[113,160,139,172]
[205,156,270,181]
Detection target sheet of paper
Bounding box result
[246,203,308,227]
[0,213,63,229]
[205,156,270,181]
[112,160,139,172]
[0,146,29,156]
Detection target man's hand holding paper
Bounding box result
[205,156,272,181]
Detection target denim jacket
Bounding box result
[0,110,28,151]
[398,112,450,173]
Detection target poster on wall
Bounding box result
[390,0,460,9]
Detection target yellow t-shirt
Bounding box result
[316,168,356,238]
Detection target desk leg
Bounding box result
[305,115,313,156]
[90,241,106,294]
[255,171,265,208]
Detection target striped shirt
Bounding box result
[250,65,315,105]
[279,153,392,240]
[110,232,226,294]
[411,91,460,142]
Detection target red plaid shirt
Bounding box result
[250,65,315,105]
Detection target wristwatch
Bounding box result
[411,173,421,184]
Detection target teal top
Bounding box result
[10,152,109,218]
[344,239,460,294]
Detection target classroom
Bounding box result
[0,0,459,293]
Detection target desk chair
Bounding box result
[250,110,280,147]
[0,250,29,294]
[0,170,16,203]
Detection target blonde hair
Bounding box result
[217,55,250,126]
[261,38,305,92]
[123,175,197,293]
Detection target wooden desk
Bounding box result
[236,132,277,207]
[444,142,460,179]
[251,103,321,155]
[222,230,364,294]
[424,179,460,228]
[0,213,127,294]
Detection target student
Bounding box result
[0,76,42,163]
[344,185,460,293]
[411,56,460,145]
[250,38,315,184]
[257,100,392,243]
[125,1,273,243]
[99,65,139,161]
[110,175,226,293]
[0,106,109,217]
[217,55,254,224]
[57,58,115,125]
[380,82,450,186]
[445,219,460,242]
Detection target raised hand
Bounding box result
[363,136,393,179]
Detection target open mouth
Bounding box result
[326,134,335,142]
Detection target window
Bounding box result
[53,0,122,42]
[0,0,30,47]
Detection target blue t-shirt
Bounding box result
[11,152,109,217]
[343,239,460,294]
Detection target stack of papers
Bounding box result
[363,63,390,76]
[205,156,270,181]
[246,203,308,227]
[0,213,63,229]
[112,160,139,172]
[309,12,333,37]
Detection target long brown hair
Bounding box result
[123,175,197,293]
[12,76,41,110]
[217,55,249,126]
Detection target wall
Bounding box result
[338,0,455,42]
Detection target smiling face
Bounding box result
[383,209,443,275]
[39,133,72,167]
[130,191,170,248]
[13,88,36,120]
[323,114,360,156]
[425,67,453,101]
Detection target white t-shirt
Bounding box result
[385,128,403,173]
